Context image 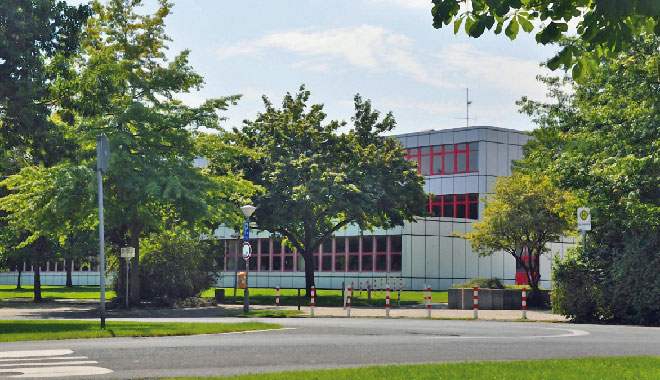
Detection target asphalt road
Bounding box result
[2,317,660,379]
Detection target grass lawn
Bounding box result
[0,320,281,342]
[202,287,447,307]
[0,285,116,300]
[164,357,660,380]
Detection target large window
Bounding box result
[407,142,478,176]
[222,235,404,274]
[426,193,479,219]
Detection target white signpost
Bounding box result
[120,247,135,308]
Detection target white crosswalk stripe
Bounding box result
[0,349,112,378]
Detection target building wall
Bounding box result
[214,125,572,290]
[0,126,572,290]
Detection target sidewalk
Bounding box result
[227,304,568,322]
[0,300,567,322]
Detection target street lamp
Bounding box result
[240,205,256,313]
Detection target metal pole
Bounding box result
[125,259,129,309]
[97,170,106,329]
[243,257,249,313]
[234,238,239,299]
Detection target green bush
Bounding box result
[452,277,505,289]
[137,232,223,300]
[551,255,602,322]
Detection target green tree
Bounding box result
[430,0,660,78]
[0,0,89,166]
[516,35,660,323]
[0,164,97,301]
[228,87,427,295]
[71,0,247,304]
[455,173,576,304]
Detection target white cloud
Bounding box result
[216,25,547,99]
[433,43,548,99]
[216,25,456,87]
[366,0,432,9]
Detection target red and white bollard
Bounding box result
[311,285,315,317]
[386,284,391,318]
[423,284,428,306]
[473,286,479,319]
[275,286,280,314]
[521,285,527,320]
[426,285,432,318]
[346,290,351,317]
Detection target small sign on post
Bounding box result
[120,247,135,308]
[243,220,250,242]
[242,242,252,259]
[577,207,591,231]
[120,247,135,259]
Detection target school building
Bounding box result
[0,125,573,290]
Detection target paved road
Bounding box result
[2,318,660,379]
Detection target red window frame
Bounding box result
[407,143,478,176]
[425,193,479,219]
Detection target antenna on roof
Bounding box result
[455,88,474,127]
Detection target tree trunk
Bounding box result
[303,251,315,298]
[65,259,73,287]
[129,222,141,305]
[33,253,42,302]
[117,257,126,306]
[527,251,543,306]
[16,268,22,289]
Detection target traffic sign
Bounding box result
[96,134,110,174]
[120,247,135,259]
[577,207,591,231]
[243,220,250,242]
[242,242,252,259]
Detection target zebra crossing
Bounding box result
[0,349,112,378]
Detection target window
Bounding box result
[314,238,332,272]
[375,236,387,272]
[390,235,402,272]
[272,239,282,271]
[284,256,294,271]
[407,142,478,176]
[426,193,479,219]
[322,256,332,271]
[259,239,270,271]
[348,237,361,272]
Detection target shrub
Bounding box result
[137,232,223,300]
[452,277,505,289]
[551,254,602,323]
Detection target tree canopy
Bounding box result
[0,0,89,168]
[228,87,427,294]
[515,35,660,323]
[431,0,660,78]
[67,0,250,304]
[456,172,576,302]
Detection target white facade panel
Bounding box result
[411,236,426,277]
[486,142,499,176]
[452,237,466,279]
[425,236,440,278]
[418,133,430,147]
[498,143,509,176]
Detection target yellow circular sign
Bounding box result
[580,210,588,220]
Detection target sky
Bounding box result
[68,0,563,135]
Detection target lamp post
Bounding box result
[240,205,256,313]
